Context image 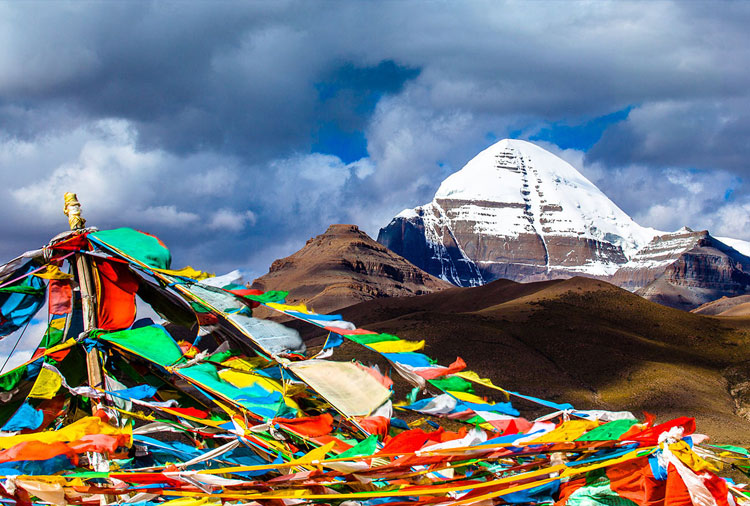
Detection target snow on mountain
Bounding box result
[379,139,660,285]
[435,139,658,257]
[716,236,750,258]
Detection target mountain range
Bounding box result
[378,139,750,309]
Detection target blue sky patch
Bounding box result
[312,123,368,164]
[312,60,419,162]
[530,106,634,151]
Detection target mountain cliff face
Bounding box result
[611,227,707,291]
[251,224,451,313]
[636,233,750,310]
[378,139,656,285]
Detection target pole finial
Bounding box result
[63,192,86,230]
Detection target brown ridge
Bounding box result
[251,224,451,314]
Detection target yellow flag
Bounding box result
[49,318,66,330]
[292,440,337,465]
[669,440,721,472]
[161,497,220,506]
[456,370,510,397]
[28,367,63,399]
[33,264,73,280]
[0,416,131,450]
[368,339,425,353]
[448,390,492,405]
[221,356,272,371]
[528,420,600,443]
[267,302,310,314]
[153,265,213,280]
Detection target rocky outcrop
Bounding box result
[252,224,451,313]
[378,139,656,285]
[636,233,750,310]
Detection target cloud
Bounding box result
[0,1,749,274]
[0,119,256,265]
[587,99,750,175]
[535,141,750,241]
[209,209,257,231]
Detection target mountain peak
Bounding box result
[379,139,658,286]
[434,138,591,202]
[323,224,364,235]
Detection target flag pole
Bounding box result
[63,193,114,504]
[62,194,105,397]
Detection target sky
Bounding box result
[1,1,749,278]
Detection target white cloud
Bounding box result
[184,166,239,196]
[665,170,705,195]
[140,206,200,228]
[10,119,162,220]
[208,209,257,231]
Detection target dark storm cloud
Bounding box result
[0,1,749,273]
[587,99,750,174]
[6,1,747,163]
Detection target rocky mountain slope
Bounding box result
[716,303,750,317]
[315,277,750,445]
[251,224,451,313]
[378,139,658,285]
[693,295,750,316]
[610,227,706,291]
[635,232,750,311]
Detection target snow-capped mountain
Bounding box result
[378,139,659,285]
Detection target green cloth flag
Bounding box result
[0,285,46,296]
[100,325,183,368]
[345,333,401,346]
[90,228,171,270]
[0,366,26,392]
[338,435,379,458]
[708,444,750,456]
[575,419,639,441]
[40,325,64,349]
[429,376,474,393]
[243,291,289,304]
[190,301,212,313]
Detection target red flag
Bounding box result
[275,413,334,437]
[48,279,72,316]
[94,259,139,330]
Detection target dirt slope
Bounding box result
[323,276,750,445]
[694,295,750,316]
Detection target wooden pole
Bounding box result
[63,193,104,392]
[63,195,117,501]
